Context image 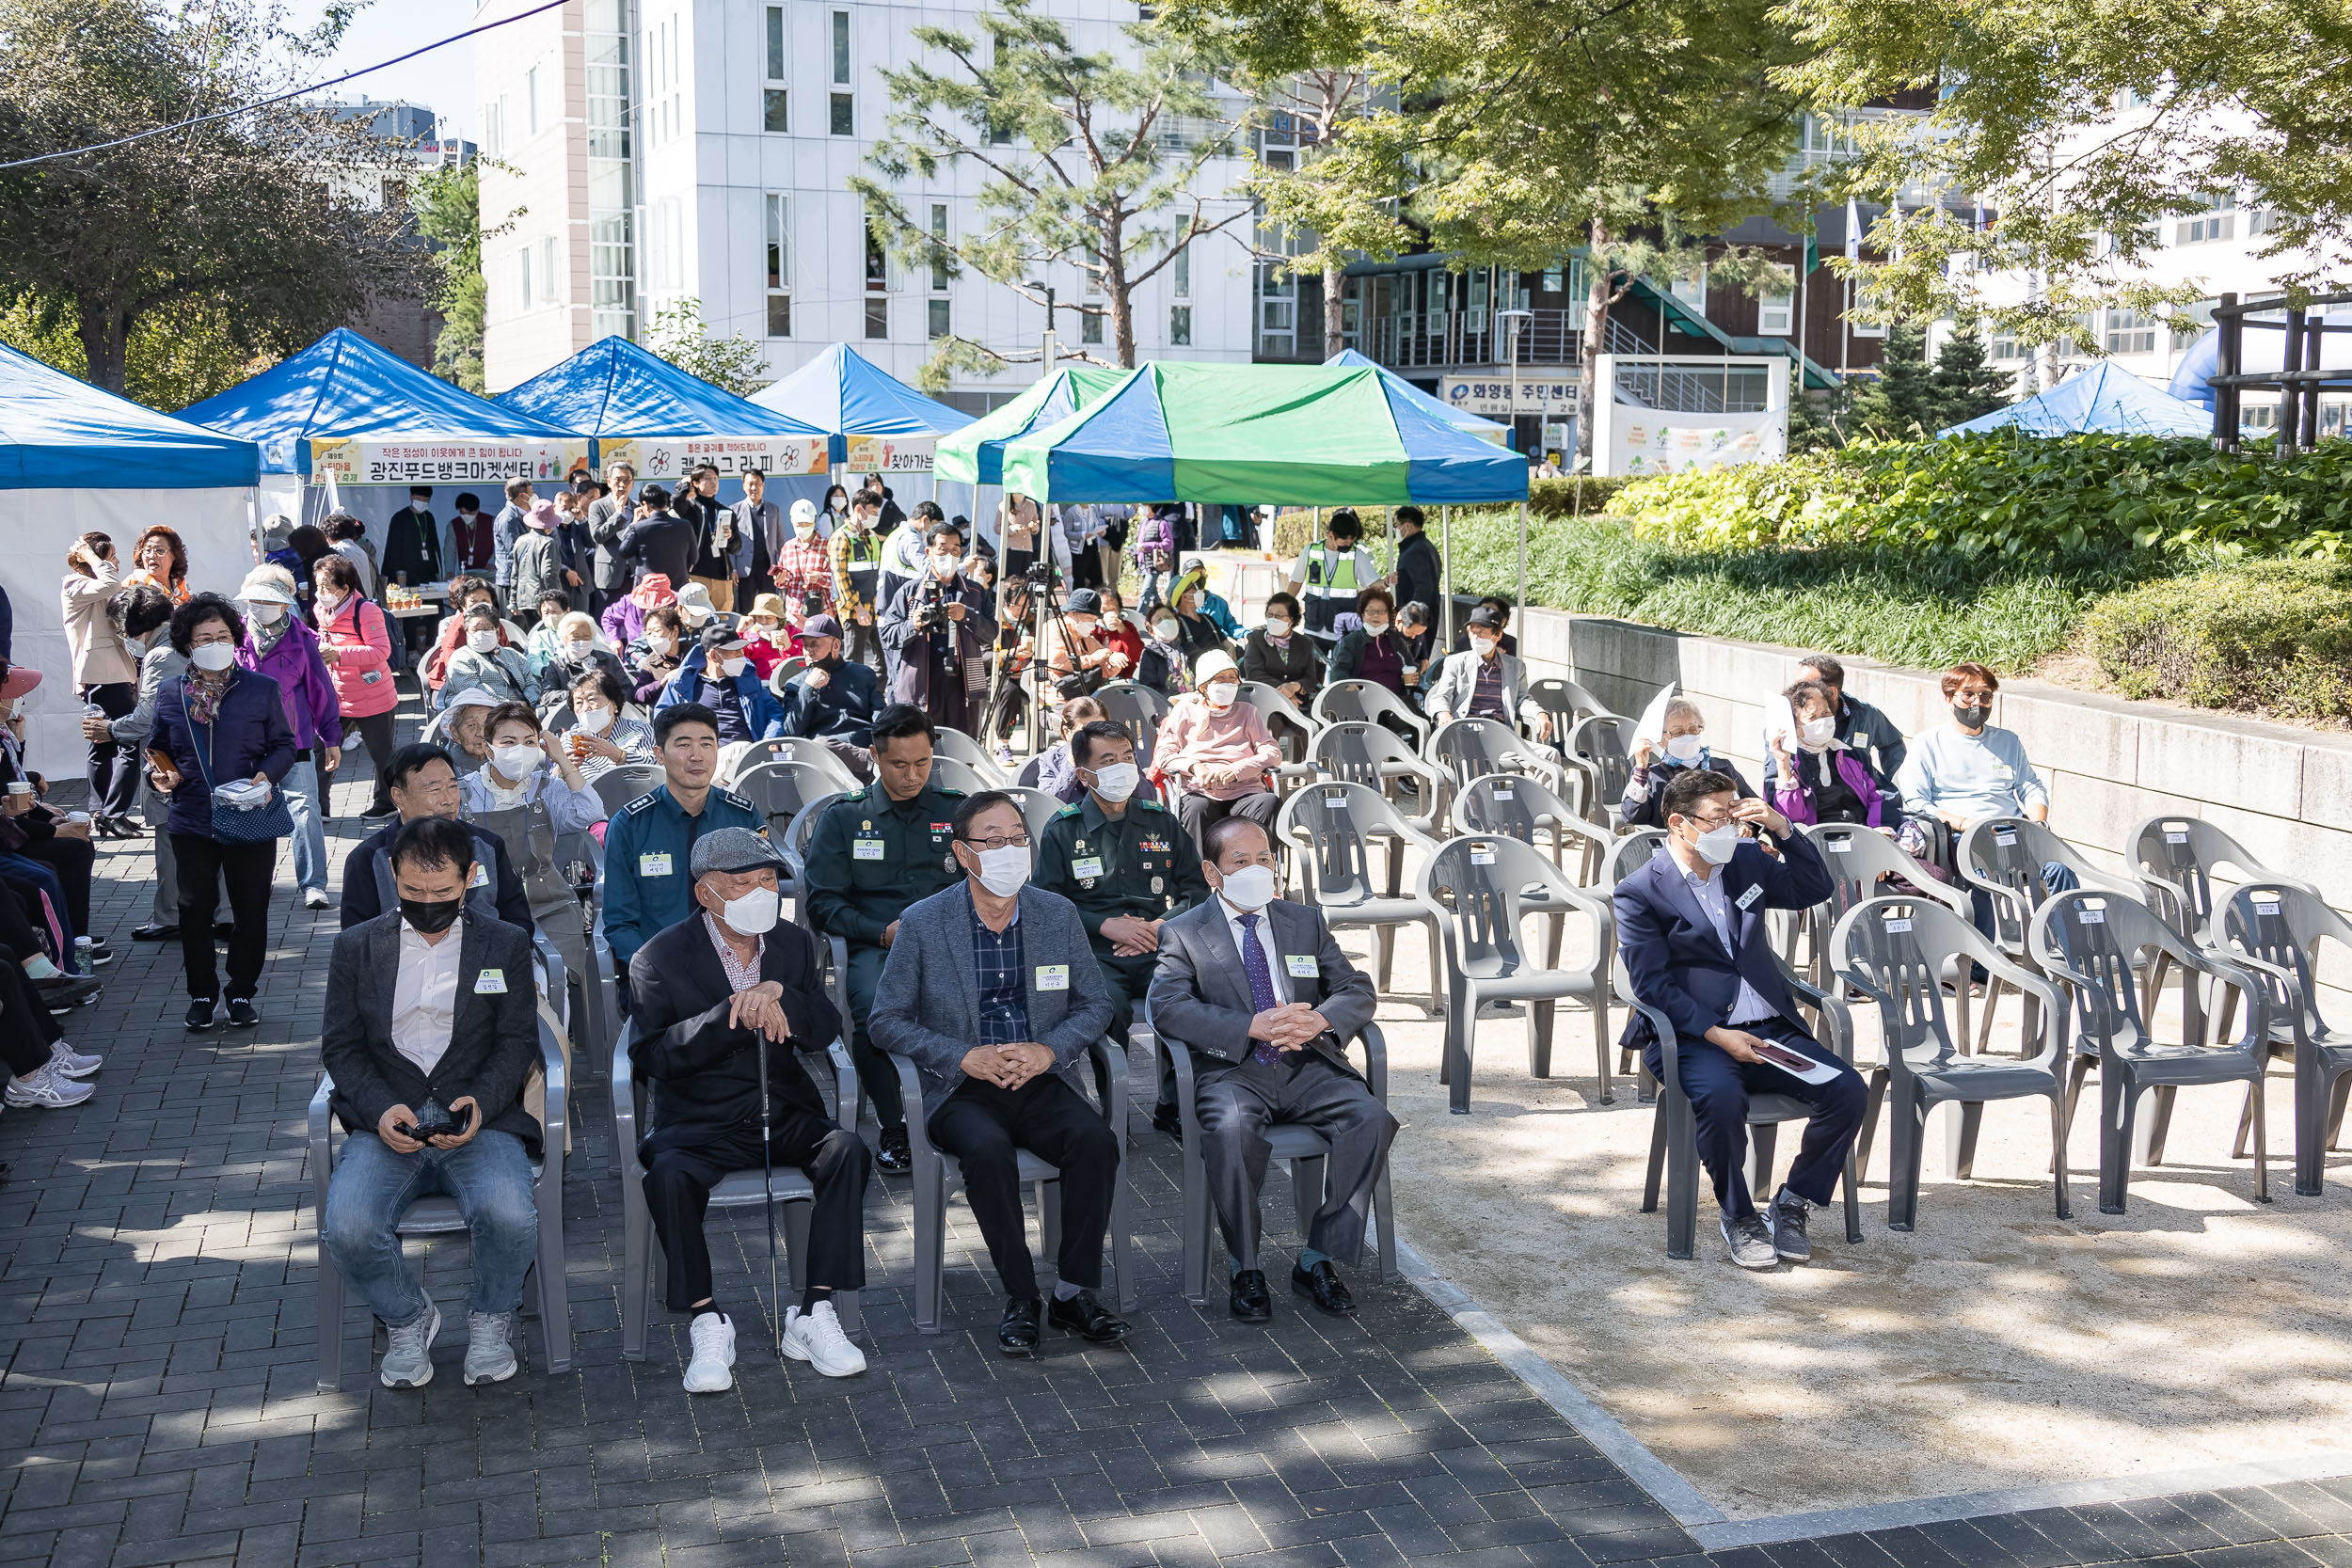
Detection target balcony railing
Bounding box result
[1363,307,1657,372]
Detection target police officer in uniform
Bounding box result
[601,703,763,977]
[802,703,965,1174]
[1032,720,1210,1136]
[1286,508,1386,637]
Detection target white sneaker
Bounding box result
[464,1310,518,1385]
[379,1301,441,1388]
[5,1063,93,1109]
[302,888,331,911]
[682,1312,736,1393]
[48,1040,103,1079]
[781,1299,866,1378]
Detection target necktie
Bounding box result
[1238,913,1280,1065]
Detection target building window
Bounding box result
[864,218,887,339]
[1081,309,1104,345]
[540,236,560,307]
[2178,193,2235,245]
[1758,292,1793,336]
[1541,266,1564,293]
[1851,315,1886,340]
[766,6,785,77]
[765,194,791,337]
[831,93,853,135]
[928,298,951,339]
[929,203,950,291]
[1989,323,2025,361]
[526,64,541,137]
[1170,304,1191,346]
[2172,298,2217,347]
[832,11,850,81]
[764,89,788,132]
[516,245,535,312]
[1173,244,1189,300]
[1669,267,1706,314]
[2106,307,2157,356]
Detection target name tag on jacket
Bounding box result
[474,968,508,994]
[1034,964,1069,991]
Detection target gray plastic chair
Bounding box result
[1801,822,1977,1033]
[591,764,665,816]
[310,1018,571,1391]
[1566,714,1634,829]
[732,759,841,916]
[1002,784,1065,843]
[932,726,1010,788]
[1274,781,1447,1015]
[1602,830,1668,1101]
[1957,816,2142,1053]
[1094,681,1169,769]
[2029,888,2272,1214]
[1310,721,1445,833]
[766,657,810,700]
[769,736,863,796]
[1239,679,1319,766]
[1421,833,1615,1113]
[1526,676,1613,740]
[1427,716,1567,799]
[1451,772,1613,886]
[929,753,995,796]
[612,1022,864,1360]
[2222,882,2352,1196]
[1620,951,1864,1259]
[727,736,799,778]
[1312,677,1431,752]
[1831,896,2070,1229]
[892,1043,1136,1332]
[1142,1017,1397,1307]
[782,791,854,1093]
[2130,815,2322,1045]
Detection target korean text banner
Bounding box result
[310,436,590,486]
[597,436,830,481]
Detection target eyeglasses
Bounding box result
[1684,811,1735,830]
[960,832,1031,851]
[1953,689,1995,703]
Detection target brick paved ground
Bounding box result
[5,730,2352,1568]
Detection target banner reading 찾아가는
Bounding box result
[310,436,590,485]
[596,436,831,482]
[843,435,935,473]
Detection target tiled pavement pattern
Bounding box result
[6,745,2352,1567]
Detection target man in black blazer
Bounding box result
[1613,768,1863,1270]
[319,817,543,1390]
[628,828,866,1393]
[341,744,532,931]
[1146,817,1393,1322]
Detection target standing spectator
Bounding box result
[1131,505,1177,608]
[62,531,142,836]
[445,493,495,578]
[237,567,343,911]
[326,513,380,599]
[586,463,638,614]
[1288,510,1383,636]
[89,586,192,936]
[126,525,191,605]
[558,670,657,781]
[679,464,737,611]
[259,515,302,579]
[287,524,333,621]
[820,483,851,534]
[509,501,566,626]
[874,494,930,620]
[1241,592,1319,706]
[1058,501,1106,591]
[559,479,596,609]
[997,491,1043,580]
[772,499,834,628]
[732,467,786,606]
[1391,507,1441,622]
[613,484,699,591]
[315,556,401,820]
[491,477,535,608]
[829,493,888,673]
[1155,652,1282,853]
[145,593,296,1031]
[381,486,442,587]
[879,519,994,740]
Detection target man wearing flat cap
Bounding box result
[627,826,868,1394]
[776,612,880,781]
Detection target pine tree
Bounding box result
[1848,321,1942,439]
[1930,316,2017,429]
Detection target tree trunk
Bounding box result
[1576,213,1611,462]
[77,297,131,395]
[1324,255,1346,359]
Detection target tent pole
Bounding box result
[1440,505,1453,645]
[1517,499,1528,623]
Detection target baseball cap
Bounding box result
[801,612,844,640]
[790,498,818,524]
[675,582,716,626]
[701,623,747,652]
[690,826,787,879]
[1468,606,1508,630]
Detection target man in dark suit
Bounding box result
[1613,768,1861,1270]
[340,744,532,932]
[629,828,867,1394]
[1146,816,1392,1322]
[868,790,1125,1357]
[319,817,543,1390]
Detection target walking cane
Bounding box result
[755,1031,784,1356]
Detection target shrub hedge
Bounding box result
[2082,560,2352,721]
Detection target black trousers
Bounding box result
[0,876,57,966]
[0,942,62,1074]
[924,649,977,739]
[643,1110,870,1311]
[12,836,95,940]
[83,681,138,818]
[171,835,276,1001]
[928,1072,1120,1302]
[1646,1018,1867,1220]
[349,711,398,815]
[1092,952,1168,1107]
[1175,788,1280,859]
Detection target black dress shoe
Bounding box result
[875,1126,913,1176]
[1291,1260,1357,1316]
[132,923,178,942]
[998,1298,1041,1357]
[213,921,234,939]
[1228,1269,1271,1323]
[1150,1102,1184,1138]
[1046,1290,1131,1344]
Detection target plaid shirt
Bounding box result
[774,536,834,624]
[1470,655,1509,721]
[704,913,765,994]
[966,891,1029,1048]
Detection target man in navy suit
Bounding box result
[1613,768,1863,1269]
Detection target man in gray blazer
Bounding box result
[1146,816,1393,1323]
[1422,604,1556,741]
[319,817,543,1391]
[868,790,1126,1357]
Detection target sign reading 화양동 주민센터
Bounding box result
[596,436,830,482]
[1439,377,1580,418]
[310,436,591,486]
[843,435,936,473]
[1611,408,1784,477]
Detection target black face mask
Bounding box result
[1952,702,1992,729]
[400,895,463,935]
[817,655,843,672]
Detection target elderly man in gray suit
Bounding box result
[1422,603,1556,741]
[868,789,1128,1357]
[1146,816,1393,1323]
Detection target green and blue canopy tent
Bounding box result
[933,365,1134,487]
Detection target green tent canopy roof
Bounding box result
[933,366,1134,485]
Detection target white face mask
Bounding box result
[722,885,781,935]
[576,705,614,734]
[1690,821,1740,865]
[1069,618,1099,640]
[650,634,675,655]
[793,521,816,538]
[1152,620,1179,643]
[251,602,286,626]
[1663,734,1705,763]
[1799,715,1836,748]
[1217,863,1279,911]
[122,632,148,657]
[1204,680,1238,709]
[717,656,747,678]
[1089,761,1138,803]
[930,554,959,579]
[469,628,501,653]
[1361,617,1390,634]
[1263,618,1291,640]
[969,844,1030,898]
[316,591,344,615]
[491,743,540,780]
[1469,635,1498,658]
[566,638,595,660]
[191,641,237,673]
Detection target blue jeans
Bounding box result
[283,756,327,894]
[322,1129,538,1323]
[1969,861,2080,946]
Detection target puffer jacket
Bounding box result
[316,593,398,719]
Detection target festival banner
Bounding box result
[310,436,589,485]
[843,435,936,473]
[597,436,831,482]
[1609,407,1783,478]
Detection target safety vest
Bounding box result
[1302,542,1362,598]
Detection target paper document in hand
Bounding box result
[1631,681,1677,750]
[1750,1038,1843,1084]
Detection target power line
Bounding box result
[0,0,569,172]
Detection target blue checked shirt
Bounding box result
[967,891,1030,1048]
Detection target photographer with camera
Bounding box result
[880,518,994,740]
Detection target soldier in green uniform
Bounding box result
[1032,719,1211,1136]
[803,704,965,1174]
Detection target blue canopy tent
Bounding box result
[0,341,261,759]
[747,342,974,463]
[498,335,829,483]
[1324,348,1512,444]
[182,327,587,535]
[1940,361,2217,438]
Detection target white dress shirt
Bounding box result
[390,921,464,1075]
[1218,895,1290,1007]
[1677,858,1774,1025]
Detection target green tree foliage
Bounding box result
[412,160,503,393]
[0,293,267,408]
[0,0,430,393]
[644,300,768,397]
[1930,318,2017,429]
[1848,321,1940,438]
[852,0,1252,375]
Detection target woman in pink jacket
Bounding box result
[1153,650,1283,855]
[312,555,400,819]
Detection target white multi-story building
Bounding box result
[473,0,1260,403]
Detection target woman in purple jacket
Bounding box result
[236,568,344,911]
[1769,679,1889,830]
[150,593,297,1031]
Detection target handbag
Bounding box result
[188,690,294,844]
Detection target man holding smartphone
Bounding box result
[1612,769,1864,1271]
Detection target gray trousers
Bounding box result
[1196,1053,1396,1272]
